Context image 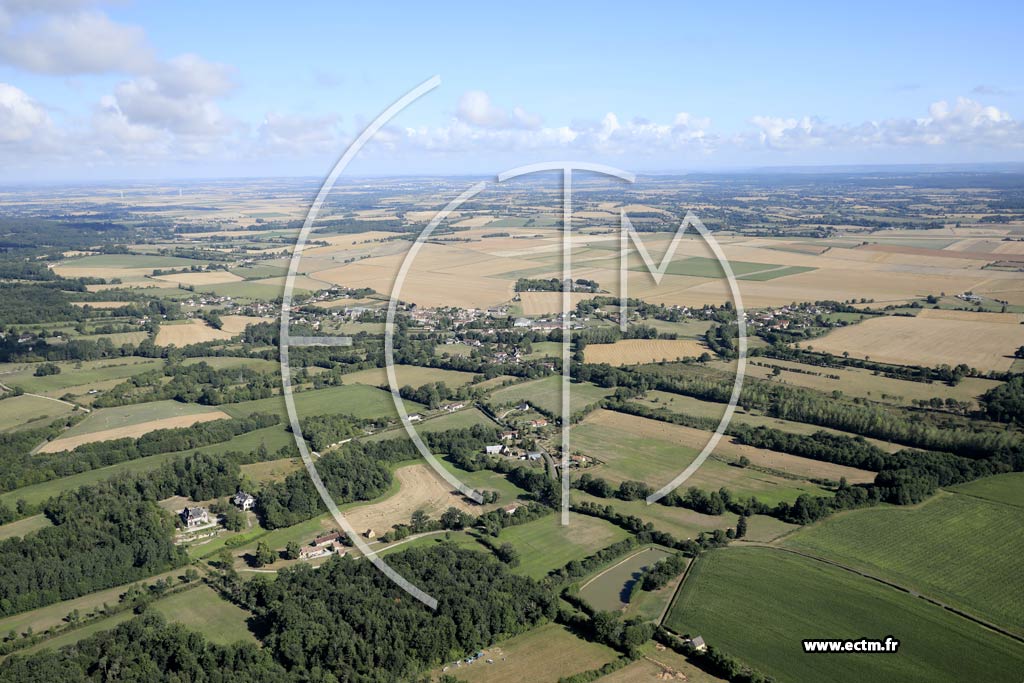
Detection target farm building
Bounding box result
[313,531,343,547]
[502,503,522,515]
[500,430,519,441]
[484,444,505,455]
[180,507,209,529]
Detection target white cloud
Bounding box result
[746,98,1023,152]
[456,90,542,129]
[0,10,152,74]
[256,112,344,156]
[0,82,50,143]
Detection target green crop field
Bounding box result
[951,472,1024,508]
[496,512,630,579]
[629,256,783,279]
[222,384,423,421]
[737,265,816,281]
[151,585,257,645]
[666,548,1024,683]
[488,375,613,415]
[783,486,1024,634]
[0,394,75,431]
[580,546,673,611]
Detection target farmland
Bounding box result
[495,512,631,579]
[0,394,74,431]
[488,375,614,415]
[151,585,257,645]
[572,410,836,502]
[583,339,708,365]
[339,364,478,388]
[580,546,673,611]
[666,547,1024,683]
[39,402,230,453]
[807,310,1023,372]
[341,463,482,538]
[155,318,235,345]
[221,384,423,420]
[782,485,1024,634]
[436,623,618,683]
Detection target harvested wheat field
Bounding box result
[218,315,271,334]
[71,301,128,309]
[584,339,708,365]
[155,319,234,346]
[154,271,244,286]
[518,292,598,315]
[343,464,477,538]
[38,410,231,453]
[809,314,1023,372]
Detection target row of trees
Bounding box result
[0,412,279,494]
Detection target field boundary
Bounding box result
[659,552,703,628]
[740,544,1024,645]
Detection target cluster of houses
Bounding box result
[178,490,256,530]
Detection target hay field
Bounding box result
[70,301,126,309]
[218,315,270,334]
[155,319,234,345]
[154,271,244,285]
[518,292,599,315]
[39,409,230,453]
[340,364,478,388]
[577,409,875,484]
[345,464,478,538]
[808,314,1022,372]
[438,623,617,683]
[583,339,707,365]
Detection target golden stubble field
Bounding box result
[298,227,1023,310]
[583,339,708,365]
[343,464,479,538]
[809,309,1024,372]
[38,411,231,453]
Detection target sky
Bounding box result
[0,0,1022,181]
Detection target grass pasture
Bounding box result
[437,622,618,683]
[340,364,478,388]
[488,375,613,415]
[496,512,631,579]
[222,384,423,421]
[580,546,673,612]
[666,547,1024,683]
[0,394,75,431]
[40,401,230,453]
[951,471,1024,508]
[0,514,52,541]
[0,358,163,395]
[151,585,257,645]
[572,411,832,504]
[783,486,1024,635]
